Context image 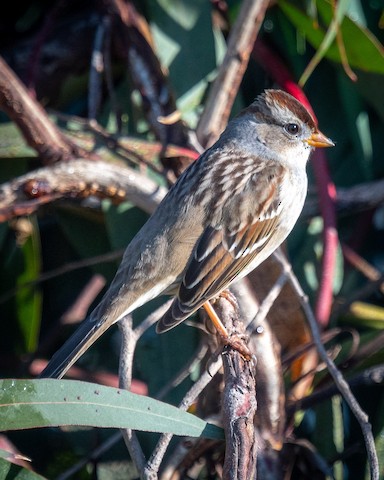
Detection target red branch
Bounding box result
[252,39,338,328]
[311,149,338,327]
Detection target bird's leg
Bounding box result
[203,299,252,361]
[203,300,230,339]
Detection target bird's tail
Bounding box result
[39,317,110,379]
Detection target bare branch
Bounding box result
[303,177,384,219]
[118,315,147,478]
[0,55,93,163]
[196,0,270,148]
[274,250,380,480]
[109,0,189,148]
[217,296,257,480]
[0,158,167,221]
[145,355,223,477]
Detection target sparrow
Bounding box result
[40,89,334,379]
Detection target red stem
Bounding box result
[311,150,338,327]
[252,39,338,328]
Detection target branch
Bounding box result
[290,364,384,414]
[302,177,384,218]
[0,158,167,221]
[145,354,223,477]
[109,0,189,148]
[118,315,147,478]
[218,297,257,480]
[312,150,338,328]
[0,55,93,164]
[274,250,379,480]
[196,0,270,148]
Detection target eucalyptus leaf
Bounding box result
[0,379,224,440]
[279,0,384,75]
[343,301,384,328]
[148,0,216,99]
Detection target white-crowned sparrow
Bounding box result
[40,89,334,378]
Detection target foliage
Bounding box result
[0,0,383,478]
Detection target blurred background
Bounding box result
[0,0,383,478]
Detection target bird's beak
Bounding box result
[306,130,335,148]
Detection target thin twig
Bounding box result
[246,257,289,335]
[134,299,173,338]
[274,250,379,480]
[0,249,123,306]
[118,315,147,478]
[112,0,189,147]
[145,355,222,477]
[56,431,124,480]
[289,364,384,415]
[87,119,167,176]
[342,243,384,294]
[55,301,176,480]
[156,341,209,400]
[303,177,384,219]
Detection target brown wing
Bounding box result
[157,176,283,333]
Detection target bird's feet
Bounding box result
[203,298,252,361]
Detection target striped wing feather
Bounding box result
[157,178,282,332]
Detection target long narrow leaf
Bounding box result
[0,379,223,440]
[0,457,47,480]
[279,0,384,82]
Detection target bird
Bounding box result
[39,89,334,379]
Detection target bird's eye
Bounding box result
[284,123,300,135]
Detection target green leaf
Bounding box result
[0,379,224,440]
[0,122,37,159]
[102,200,148,251]
[301,0,351,85]
[279,0,384,77]
[342,301,384,329]
[56,206,117,281]
[15,217,42,352]
[316,0,384,72]
[148,0,216,101]
[0,456,46,480]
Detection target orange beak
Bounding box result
[306,130,335,148]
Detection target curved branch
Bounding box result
[196,0,270,148]
[0,56,93,164]
[275,250,379,480]
[0,158,167,222]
